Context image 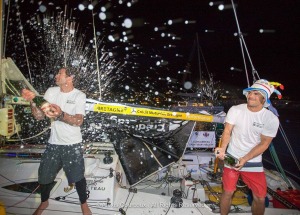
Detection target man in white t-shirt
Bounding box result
[215,79,282,215]
[22,67,91,215]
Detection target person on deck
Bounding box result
[22,67,92,215]
[215,79,280,215]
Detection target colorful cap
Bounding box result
[243,79,283,107]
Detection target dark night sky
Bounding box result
[128,0,300,100]
[5,0,300,101]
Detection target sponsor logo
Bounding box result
[253,122,263,128]
[67,100,75,104]
[203,132,209,137]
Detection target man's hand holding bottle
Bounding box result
[44,104,63,120]
[21,89,36,101]
[21,89,56,118]
[214,147,225,160]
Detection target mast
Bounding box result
[0,0,4,145]
[0,0,3,60]
[0,0,4,97]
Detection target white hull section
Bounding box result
[0,148,299,215]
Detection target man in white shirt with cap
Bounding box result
[215,79,282,215]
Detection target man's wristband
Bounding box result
[56,111,64,121]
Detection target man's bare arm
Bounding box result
[215,122,234,160]
[241,134,273,163]
[58,113,84,127]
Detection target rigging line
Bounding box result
[55,190,78,199]
[140,137,179,159]
[16,5,33,84]
[3,0,11,57]
[0,0,3,61]
[193,202,204,215]
[13,202,104,215]
[164,203,172,215]
[134,181,164,190]
[86,204,119,214]
[4,103,47,144]
[6,126,50,142]
[121,190,132,211]
[199,44,212,81]
[10,105,26,145]
[141,139,163,167]
[7,184,40,208]
[240,36,260,81]
[278,124,300,172]
[279,126,294,157]
[63,5,68,67]
[269,149,282,176]
[269,143,292,187]
[263,158,300,181]
[230,0,251,86]
[90,1,102,100]
[0,173,39,194]
[196,33,202,82]
[279,124,300,171]
[124,191,136,213]
[4,79,20,95]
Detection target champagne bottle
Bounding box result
[32,96,50,111]
[224,154,238,166]
[32,96,47,107]
[19,81,50,110]
[13,81,49,112]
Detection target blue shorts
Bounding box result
[38,143,85,185]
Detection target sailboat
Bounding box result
[1,0,299,214]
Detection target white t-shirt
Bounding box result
[44,87,86,145]
[226,104,279,172]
